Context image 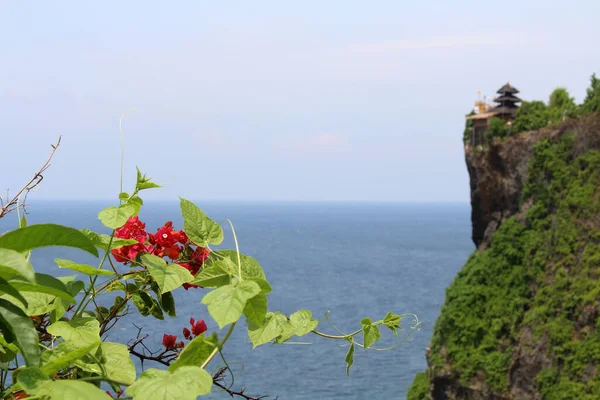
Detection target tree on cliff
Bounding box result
[581,73,600,114]
[548,87,577,123]
[512,100,549,133]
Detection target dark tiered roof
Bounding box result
[496,82,519,95]
[492,83,521,117]
[494,94,522,103]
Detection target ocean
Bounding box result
[0,201,474,399]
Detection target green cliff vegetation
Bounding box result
[464,73,600,144]
[411,88,600,397]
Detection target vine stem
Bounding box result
[73,233,116,318]
[201,322,236,370]
[225,219,243,281]
[311,329,362,340]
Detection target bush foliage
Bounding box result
[0,167,421,399]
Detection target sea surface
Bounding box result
[0,201,474,399]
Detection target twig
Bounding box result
[212,367,277,400]
[0,136,62,219]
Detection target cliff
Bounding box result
[408,113,600,399]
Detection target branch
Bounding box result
[0,136,62,219]
[211,367,277,400]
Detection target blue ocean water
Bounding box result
[0,201,474,399]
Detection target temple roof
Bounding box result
[494,94,522,103]
[491,105,519,115]
[466,111,499,120]
[497,82,519,94]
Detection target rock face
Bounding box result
[413,114,600,400]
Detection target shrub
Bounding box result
[512,101,550,133]
[548,87,578,123]
[486,117,508,141]
[581,73,600,115]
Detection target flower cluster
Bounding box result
[162,334,184,350]
[111,217,210,289]
[162,318,208,350]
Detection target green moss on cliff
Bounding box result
[410,132,600,397]
[407,372,428,400]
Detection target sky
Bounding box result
[1,1,599,202]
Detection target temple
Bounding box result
[465,82,521,145]
[491,82,521,118]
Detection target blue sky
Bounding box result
[1,1,599,202]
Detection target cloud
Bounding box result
[279,133,350,153]
[352,33,529,53]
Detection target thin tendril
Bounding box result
[224,219,242,281]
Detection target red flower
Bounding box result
[191,247,210,264]
[183,327,192,340]
[111,216,151,264]
[182,282,198,290]
[173,229,188,245]
[149,222,187,260]
[150,221,176,248]
[162,334,178,349]
[163,244,182,260]
[190,318,207,336]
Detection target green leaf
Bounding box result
[0,299,39,366]
[191,262,231,288]
[40,341,98,376]
[80,229,138,251]
[137,181,161,190]
[160,291,177,317]
[0,224,98,257]
[141,254,193,294]
[382,311,401,336]
[46,318,101,347]
[105,281,126,293]
[243,293,267,327]
[19,214,27,229]
[2,292,56,316]
[248,278,272,294]
[0,277,28,308]
[290,309,319,336]
[169,332,218,372]
[10,273,75,303]
[345,342,355,376]
[119,192,130,201]
[132,291,163,319]
[218,251,266,280]
[180,198,223,247]
[136,167,161,191]
[127,195,144,215]
[55,259,114,276]
[201,281,261,329]
[361,317,381,349]
[98,203,137,229]
[20,369,111,400]
[50,298,68,323]
[274,320,295,344]
[126,366,212,399]
[17,366,49,393]
[74,342,136,386]
[0,335,19,362]
[248,312,287,348]
[0,249,35,282]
